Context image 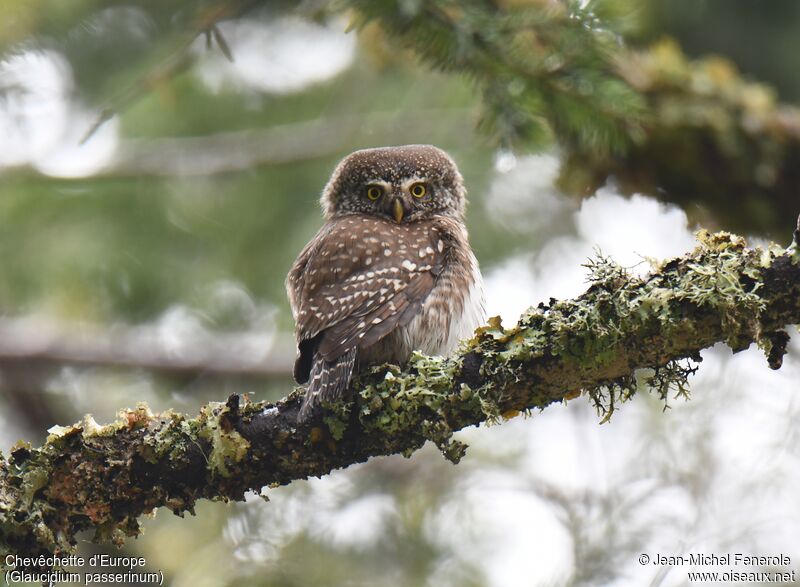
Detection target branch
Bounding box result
[92,0,796,234]
[6,1,796,235]
[80,0,249,143]
[0,317,294,379]
[346,1,800,234]
[2,229,799,564]
[98,109,476,177]
[342,0,646,151]
[561,39,800,235]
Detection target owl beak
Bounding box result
[392,198,405,223]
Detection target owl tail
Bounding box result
[298,347,357,423]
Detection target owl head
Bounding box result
[320,145,467,223]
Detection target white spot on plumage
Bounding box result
[401,260,417,271]
[384,249,392,256]
[437,240,444,252]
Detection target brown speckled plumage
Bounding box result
[287,145,485,422]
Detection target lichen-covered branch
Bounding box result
[2,230,799,564]
[560,39,800,235]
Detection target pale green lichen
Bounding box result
[20,467,49,508]
[142,411,191,464]
[643,360,697,406]
[678,230,766,349]
[352,335,520,459]
[322,401,351,441]
[587,374,638,424]
[45,402,157,445]
[45,424,79,441]
[195,402,250,477]
[358,357,456,427]
[313,378,357,441]
[355,355,478,462]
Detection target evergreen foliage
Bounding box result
[341,0,646,152]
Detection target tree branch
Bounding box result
[89,1,800,234]
[347,0,800,234]
[80,0,251,143]
[561,40,800,235]
[0,317,294,379]
[2,229,799,564]
[5,1,798,235]
[98,109,477,178]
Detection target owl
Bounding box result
[286,145,485,422]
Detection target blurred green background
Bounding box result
[1,1,799,586]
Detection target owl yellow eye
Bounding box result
[410,183,427,198]
[366,186,383,200]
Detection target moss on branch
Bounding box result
[2,231,800,564]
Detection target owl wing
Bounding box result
[288,217,445,381]
[285,224,325,320]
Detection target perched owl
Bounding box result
[286,145,485,422]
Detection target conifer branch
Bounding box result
[343,1,800,232]
[1,230,798,564]
[46,0,800,233]
[342,0,646,151]
[80,0,248,144]
[561,40,800,234]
